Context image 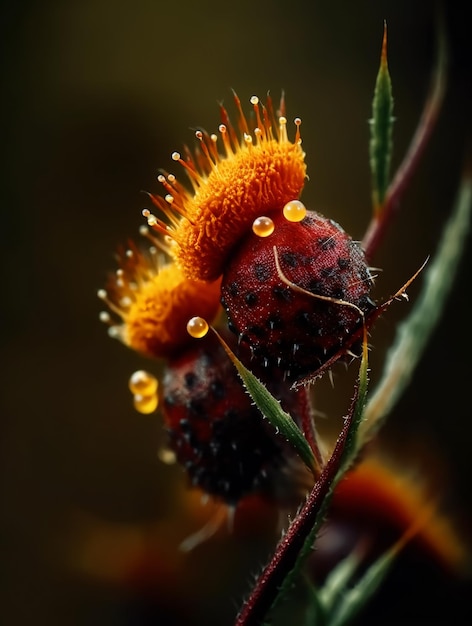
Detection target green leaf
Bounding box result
[212,329,317,474]
[358,173,472,448]
[325,544,400,626]
[323,508,432,626]
[369,22,394,212]
[303,577,327,626]
[318,546,363,612]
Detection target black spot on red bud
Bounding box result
[254,263,271,282]
[281,251,299,268]
[272,285,293,302]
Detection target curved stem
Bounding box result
[234,329,369,626]
[235,385,361,626]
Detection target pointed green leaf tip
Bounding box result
[324,508,432,626]
[324,544,400,626]
[370,22,394,212]
[212,329,318,475]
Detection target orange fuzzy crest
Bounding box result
[99,240,222,359]
[145,94,307,281]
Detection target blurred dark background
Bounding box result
[1,1,471,625]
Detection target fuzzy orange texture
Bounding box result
[334,456,466,572]
[174,140,306,281]
[124,264,222,359]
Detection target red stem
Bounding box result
[235,399,355,626]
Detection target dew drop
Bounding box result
[252,216,275,237]
[133,392,158,415]
[129,369,159,395]
[187,316,209,338]
[283,200,307,222]
[158,447,177,464]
